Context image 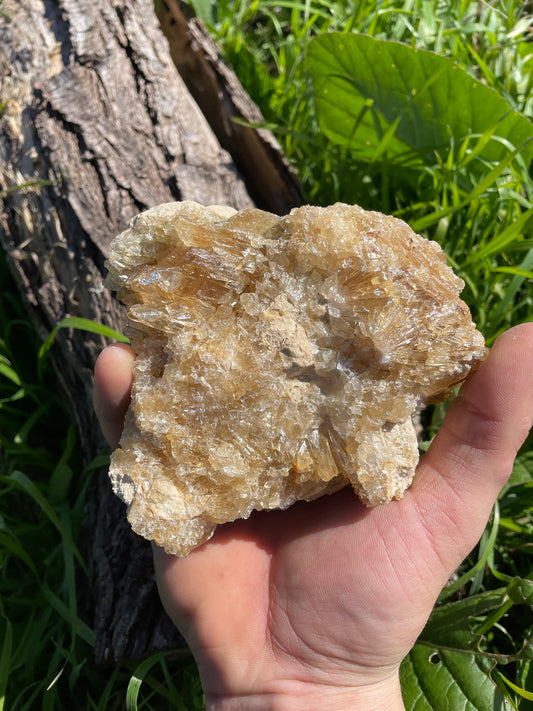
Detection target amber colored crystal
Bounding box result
[105,201,487,557]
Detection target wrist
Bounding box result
[205,673,404,711]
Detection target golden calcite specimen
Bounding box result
[105,201,486,557]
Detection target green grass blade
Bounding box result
[491,266,533,280]
[92,665,122,711]
[38,316,129,362]
[13,402,49,445]
[0,387,25,404]
[467,206,533,264]
[13,683,43,711]
[0,179,57,199]
[0,357,22,386]
[370,115,402,162]
[409,205,457,233]
[0,617,13,711]
[495,670,533,701]
[0,531,38,577]
[49,427,76,504]
[474,598,514,636]
[488,249,533,332]
[126,653,167,711]
[59,505,79,652]
[40,585,95,647]
[411,143,532,234]
[4,471,87,574]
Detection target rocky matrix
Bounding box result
[105,201,487,557]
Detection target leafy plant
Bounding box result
[1,0,532,708]
[178,0,533,707]
[307,33,533,167]
[305,29,533,348]
[0,252,203,709]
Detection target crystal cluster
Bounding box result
[105,201,486,557]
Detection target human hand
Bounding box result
[94,324,533,711]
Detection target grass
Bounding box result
[193,1,533,349]
[200,2,533,705]
[0,255,203,710]
[1,0,533,708]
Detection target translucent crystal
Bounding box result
[105,201,487,557]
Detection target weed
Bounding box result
[1,0,532,707]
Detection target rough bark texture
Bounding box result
[0,0,301,663]
[157,0,303,214]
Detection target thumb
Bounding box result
[93,343,135,448]
[411,322,533,564]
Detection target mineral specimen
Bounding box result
[105,201,487,557]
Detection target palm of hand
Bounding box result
[94,324,533,705]
[154,480,461,697]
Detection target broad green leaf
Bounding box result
[499,482,533,521]
[188,0,217,26]
[420,585,533,665]
[400,643,508,710]
[507,576,533,606]
[308,33,533,167]
[420,589,506,653]
[507,450,533,488]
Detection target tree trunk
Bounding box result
[157,0,303,215]
[0,0,302,663]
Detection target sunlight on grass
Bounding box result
[1,0,532,708]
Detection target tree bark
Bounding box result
[157,0,303,215]
[0,0,302,663]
